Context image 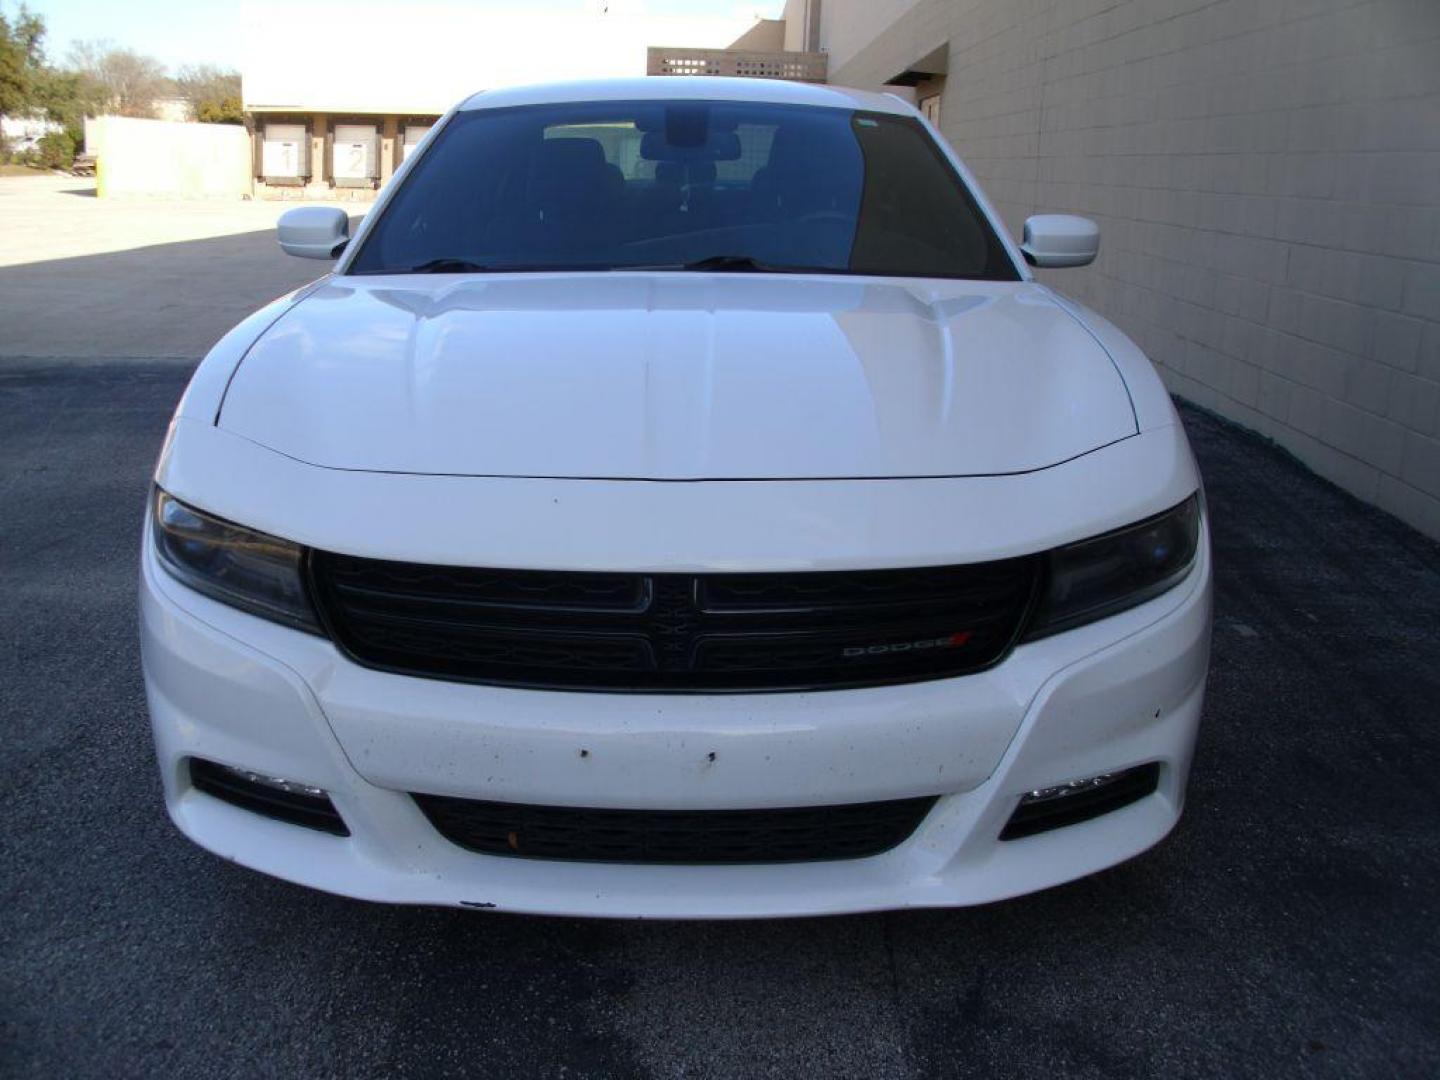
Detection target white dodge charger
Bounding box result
[140,77,1212,917]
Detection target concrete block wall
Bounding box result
[825,0,1440,538]
[91,116,253,200]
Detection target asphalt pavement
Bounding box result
[2,353,1437,1079]
[0,176,349,358]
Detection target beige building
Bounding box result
[784,0,1440,538]
[647,16,827,81]
[240,3,766,200]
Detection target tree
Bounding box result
[30,65,105,143]
[66,39,167,117]
[195,94,243,124]
[0,4,45,122]
[34,127,72,167]
[174,63,242,124]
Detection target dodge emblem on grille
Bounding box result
[843,631,973,658]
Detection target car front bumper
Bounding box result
[139,521,1212,919]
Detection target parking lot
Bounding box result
[2,175,1438,1078]
[0,176,350,359]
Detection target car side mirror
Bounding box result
[277,206,350,260]
[1020,215,1099,268]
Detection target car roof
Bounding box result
[457,76,917,116]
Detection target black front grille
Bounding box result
[413,793,937,864]
[309,553,1040,693]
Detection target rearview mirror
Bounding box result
[1020,215,1099,268]
[277,206,350,260]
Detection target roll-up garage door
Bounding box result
[262,123,307,181]
[402,124,432,162]
[333,123,379,185]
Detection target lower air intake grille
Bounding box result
[413,794,938,864]
[308,553,1040,693]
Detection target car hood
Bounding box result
[217,274,1136,479]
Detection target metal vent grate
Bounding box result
[308,553,1041,693]
[413,793,937,864]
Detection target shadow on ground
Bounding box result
[0,358,1436,1079]
[0,224,359,360]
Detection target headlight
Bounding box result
[150,489,321,633]
[1025,493,1202,639]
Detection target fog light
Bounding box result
[1000,762,1160,840]
[1023,773,1121,804]
[217,765,327,799]
[189,758,348,836]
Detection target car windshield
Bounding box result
[348,100,1019,280]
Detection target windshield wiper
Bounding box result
[381,258,631,275]
[379,255,815,275]
[400,257,493,274]
[682,254,783,272]
[623,254,804,273]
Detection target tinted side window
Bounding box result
[849,116,1013,279]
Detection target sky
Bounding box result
[13,0,784,72]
